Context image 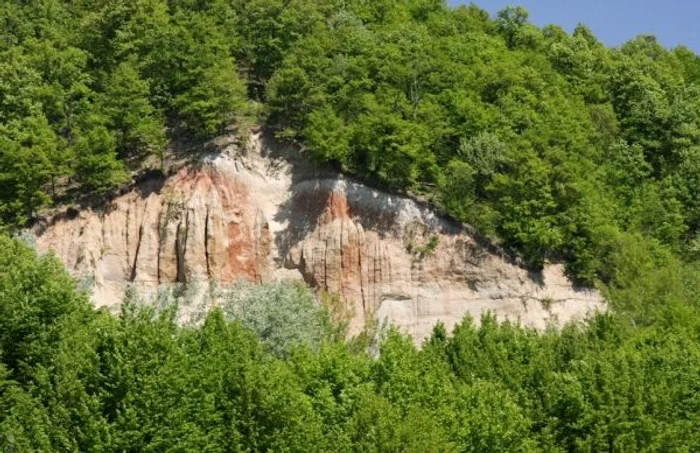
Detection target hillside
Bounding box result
[35,130,603,340]
[2,0,700,451]
[3,0,700,285]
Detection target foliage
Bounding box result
[3,236,700,451]
[3,0,700,288]
[257,1,700,284]
[220,281,331,358]
[4,4,700,449]
[0,0,252,225]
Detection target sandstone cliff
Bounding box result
[36,132,604,342]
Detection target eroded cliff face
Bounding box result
[36,132,604,342]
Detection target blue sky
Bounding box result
[448,1,700,53]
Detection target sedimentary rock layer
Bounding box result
[36,133,604,342]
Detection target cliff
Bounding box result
[35,132,604,342]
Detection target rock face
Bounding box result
[36,132,604,342]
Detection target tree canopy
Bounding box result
[2,0,700,285]
[4,2,700,448]
[3,227,700,450]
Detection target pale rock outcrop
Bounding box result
[36,132,604,342]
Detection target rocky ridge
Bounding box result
[36,132,604,342]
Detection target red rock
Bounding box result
[36,133,605,342]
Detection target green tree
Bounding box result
[221,281,331,358]
[0,236,90,377]
[72,124,128,195]
[0,115,55,226]
[174,58,247,136]
[102,57,166,160]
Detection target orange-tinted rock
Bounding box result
[36,132,605,342]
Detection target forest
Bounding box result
[2,0,700,451]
